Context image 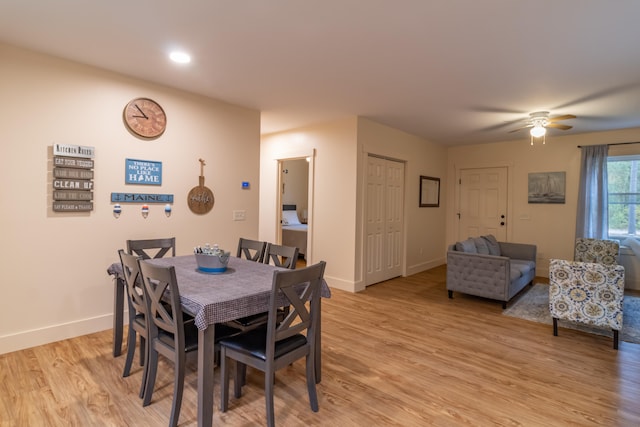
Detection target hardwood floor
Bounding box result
[2,265,640,426]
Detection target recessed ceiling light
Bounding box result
[169,51,191,64]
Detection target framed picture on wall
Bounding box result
[528,171,566,204]
[420,175,440,207]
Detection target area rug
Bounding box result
[503,283,640,344]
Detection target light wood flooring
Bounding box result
[2,265,640,426]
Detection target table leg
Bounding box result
[112,277,125,357]
[197,326,215,427]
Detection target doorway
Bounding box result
[278,156,313,266]
[457,167,508,241]
[364,155,405,286]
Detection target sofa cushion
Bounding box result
[455,238,477,253]
[473,237,490,255]
[482,234,501,256]
[511,259,535,275]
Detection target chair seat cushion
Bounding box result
[219,327,308,361]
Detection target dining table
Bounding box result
[108,254,330,427]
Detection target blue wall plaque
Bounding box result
[125,158,162,185]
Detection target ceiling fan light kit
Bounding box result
[506,110,576,145]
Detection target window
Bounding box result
[608,155,640,239]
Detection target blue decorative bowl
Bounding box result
[195,252,230,273]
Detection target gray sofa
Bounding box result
[446,235,537,308]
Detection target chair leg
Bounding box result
[142,346,158,406]
[553,318,558,336]
[448,290,453,299]
[122,327,136,377]
[138,340,149,399]
[502,301,507,309]
[220,348,229,412]
[305,353,319,412]
[265,370,276,427]
[168,353,186,427]
[139,336,146,366]
[234,361,245,398]
[613,330,619,350]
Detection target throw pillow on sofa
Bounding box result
[473,237,490,254]
[482,234,501,256]
[455,238,477,253]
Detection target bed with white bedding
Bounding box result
[281,204,307,258]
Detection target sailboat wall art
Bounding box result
[528,172,566,204]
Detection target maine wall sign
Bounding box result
[52,144,95,212]
[111,193,174,203]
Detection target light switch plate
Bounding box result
[233,210,246,221]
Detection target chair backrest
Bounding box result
[266,261,326,359]
[549,258,625,330]
[138,260,186,352]
[127,238,176,260]
[263,243,299,269]
[118,249,146,318]
[574,238,620,265]
[237,238,267,262]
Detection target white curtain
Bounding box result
[575,144,609,239]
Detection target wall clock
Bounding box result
[123,97,167,139]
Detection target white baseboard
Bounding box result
[407,258,446,277]
[0,314,114,355]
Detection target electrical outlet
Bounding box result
[233,210,246,221]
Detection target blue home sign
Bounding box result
[125,158,162,185]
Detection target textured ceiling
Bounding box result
[1,0,640,145]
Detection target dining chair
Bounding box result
[237,237,267,263]
[127,237,176,260]
[263,243,299,269]
[118,249,149,399]
[138,259,239,427]
[219,261,326,427]
[227,243,298,334]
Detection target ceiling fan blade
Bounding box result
[546,123,573,130]
[548,114,576,122]
[508,125,533,133]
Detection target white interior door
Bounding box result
[458,167,508,241]
[365,155,404,286]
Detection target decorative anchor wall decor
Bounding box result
[187,158,214,214]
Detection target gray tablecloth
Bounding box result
[109,256,330,331]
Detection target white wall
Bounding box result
[446,127,640,280]
[260,117,448,292]
[356,119,448,281]
[0,43,261,354]
[260,118,359,291]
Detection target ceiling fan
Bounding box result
[509,111,576,143]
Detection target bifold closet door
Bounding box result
[365,155,404,286]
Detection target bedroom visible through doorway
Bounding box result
[280,158,310,267]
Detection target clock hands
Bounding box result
[132,104,149,119]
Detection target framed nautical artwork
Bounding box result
[528,172,566,204]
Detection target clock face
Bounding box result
[123,97,167,139]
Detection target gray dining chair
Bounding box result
[219,261,326,427]
[237,237,267,263]
[118,249,148,399]
[263,243,299,269]
[138,260,240,427]
[127,237,176,260]
[226,243,298,334]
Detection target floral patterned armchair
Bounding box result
[549,258,625,349]
[574,238,620,265]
